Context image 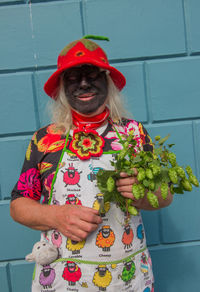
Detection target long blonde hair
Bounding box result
[49,74,129,133]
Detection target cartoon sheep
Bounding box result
[65,194,82,205]
[52,191,60,205]
[122,224,134,249]
[140,252,149,277]
[51,230,62,248]
[61,163,82,187]
[137,224,144,244]
[96,225,115,251]
[93,193,110,217]
[66,238,86,254]
[25,241,58,266]
[119,260,136,285]
[144,285,154,292]
[92,265,112,291]
[62,261,82,286]
[143,287,151,292]
[39,265,56,289]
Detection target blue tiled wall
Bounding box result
[0,0,199,291]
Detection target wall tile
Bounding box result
[34,70,54,128]
[147,57,200,122]
[0,136,31,199]
[146,122,195,167]
[0,201,40,261]
[9,261,34,292]
[160,188,200,243]
[186,0,200,53]
[0,5,35,69]
[83,0,186,60]
[32,0,83,66]
[0,263,9,292]
[150,244,200,291]
[0,0,24,2]
[146,122,200,243]
[116,62,147,123]
[142,210,160,245]
[0,73,37,134]
[194,121,200,180]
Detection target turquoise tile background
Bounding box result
[0,5,35,69]
[150,244,200,291]
[0,0,199,291]
[0,73,37,134]
[83,0,186,59]
[0,263,9,292]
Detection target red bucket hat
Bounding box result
[44,36,126,99]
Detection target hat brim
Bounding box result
[44,58,126,98]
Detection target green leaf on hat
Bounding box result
[82,35,110,41]
[60,40,79,56]
[81,39,99,51]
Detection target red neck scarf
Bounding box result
[71,107,110,132]
[69,107,109,159]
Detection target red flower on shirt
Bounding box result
[17,168,41,200]
[37,133,65,153]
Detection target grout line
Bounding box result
[182,0,191,56]
[80,0,86,36]
[110,53,188,64]
[158,210,163,244]
[149,117,200,125]
[143,62,153,124]
[6,263,13,292]
[0,1,24,7]
[0,132,34,139]
[31,73,40,129]
[192,121,200,179]
[2,54,200,75]
[148,239,200,250]
[0,258,26,264]
[0,65,57,75]
[0,54,196,75]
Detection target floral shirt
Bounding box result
[11,118,153,204]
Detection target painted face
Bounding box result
[63,65,108,115]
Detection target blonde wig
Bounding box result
[49,74,129,133]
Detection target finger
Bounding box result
[120,192,141,203]
[69,206,102,224]
[132,168,138,176]
[79,210,102,224]
[119,172,130,178]
[77,221,99,234]
[116,177,136,187]
[67,234,83,242]
[120,168,138,177]
[57,227,83,242]
[70,224,99,241]
[117,185,133,193]
[120,192,135,200]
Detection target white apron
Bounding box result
[32,124,154,292]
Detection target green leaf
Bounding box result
[173,186,184,194]
[168,144,175,148]
[158,134,170,145]
[82,35,110,41]
[143,179,150,187]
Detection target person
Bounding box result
[10,36,173,292]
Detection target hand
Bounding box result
[116,168,138,201]
[116,169,173,210]
[53,204,102,242]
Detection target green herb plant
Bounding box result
[97,134,199,217]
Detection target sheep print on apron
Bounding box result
[32,123,154,292]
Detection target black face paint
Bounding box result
[63,65,108,115]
